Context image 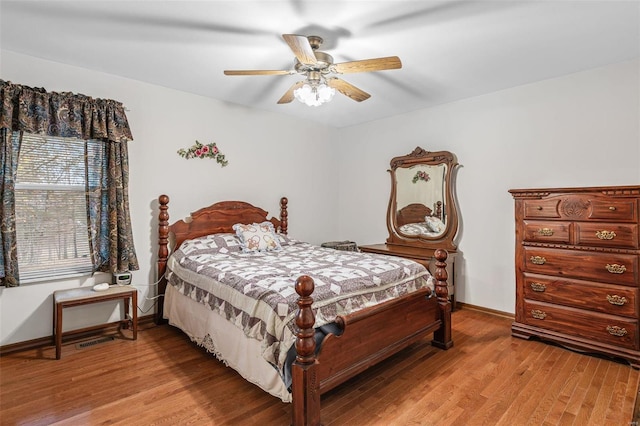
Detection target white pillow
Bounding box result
[424,216,445,233]
[232,221,282,253]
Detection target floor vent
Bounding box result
[75,336,115,350]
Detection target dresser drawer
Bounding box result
[523,199,561,219]
[523,197,637,222]
[523,247,638,286]
[524,300,638,350]
[575,222,638,249]
[523,221,571,244]
[589,199,637,222]
[523,273,638,317]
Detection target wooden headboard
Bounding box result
[396,201,443,226]
[156,194,288,323]
[396,203,431,226]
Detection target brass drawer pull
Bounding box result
[530,256,546,265]
[607,325,627,337]
[530,282,546,292]
[607,295,628,306]
[595,230,616,240]
[609,206,617,211]
[537,228,554,236]
[606,264,627,274]
[531,310,546,320]
[536,206,543,210]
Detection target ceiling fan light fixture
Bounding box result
[294,80,335,107]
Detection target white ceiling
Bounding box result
[1,1,639,128]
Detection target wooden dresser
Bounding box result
[509,185,640,366]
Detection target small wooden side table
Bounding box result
[53,285,138,359]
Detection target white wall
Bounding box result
[0,50,340,345]
[338,59,640,314]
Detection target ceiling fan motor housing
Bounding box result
[307,35,323,50]
[295,51,334,74]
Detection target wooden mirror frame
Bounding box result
[386,147,459,252]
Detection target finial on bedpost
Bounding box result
[291,275,321,426]
[280,197,288,235]
[432,248,453,349]
[156,195,170,325]
[295,275,316,364]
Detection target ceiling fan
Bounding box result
[224,34,402,106]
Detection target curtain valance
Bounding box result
[0,79,132,142]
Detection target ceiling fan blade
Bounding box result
[326,78,371,102]
[277,81,306,104]
[224,70,291,76]
[333,56,402,74]
[282,34,318,65]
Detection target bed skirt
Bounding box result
[164,284,292,402]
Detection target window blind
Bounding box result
[15,134,93,281]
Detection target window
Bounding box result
[14,134,93,281]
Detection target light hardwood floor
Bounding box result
[1,308,638,425]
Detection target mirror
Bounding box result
[386,147,459,251]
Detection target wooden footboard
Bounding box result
[291,249,453,426]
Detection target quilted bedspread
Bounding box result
[399,223,441,237]
[166,236,434,371]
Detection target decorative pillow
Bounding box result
[179,233,242,255]
[424,216,445,233]
[233,221,282,253]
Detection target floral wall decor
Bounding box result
[412,170,430,183]
[177,140,228,167]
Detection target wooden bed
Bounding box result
[156,195,453,426]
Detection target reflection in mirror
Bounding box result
[395,164,447,237]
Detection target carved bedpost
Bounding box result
[432,248,453,349]
[435,201,443,220]
[280,197,288,235]
[291,275,321,426]
[156,194,170,325]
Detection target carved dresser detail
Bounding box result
[509,185,640,366]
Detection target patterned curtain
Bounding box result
[86,140,139,273]
[0,80,138,286]
[0,80,132,142]
[0,129,22,287]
